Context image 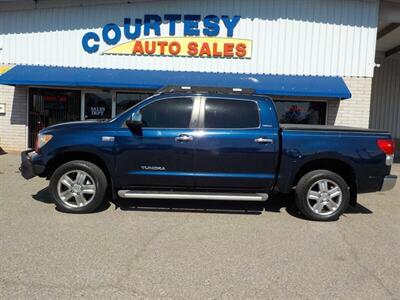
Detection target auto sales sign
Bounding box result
[82,14,252,59]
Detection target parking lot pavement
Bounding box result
[1,153,400,299]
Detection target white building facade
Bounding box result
[0,0,397,155]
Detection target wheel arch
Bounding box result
[44,151,111,185]
[293,158,357,206]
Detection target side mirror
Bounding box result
[125,112,143,133]
[125,119,143,130]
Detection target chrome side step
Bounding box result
[117,190,268,201]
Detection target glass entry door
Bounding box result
[28,88,81,147]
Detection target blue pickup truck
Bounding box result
[20,89,397,221]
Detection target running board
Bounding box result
[117,190,268,201]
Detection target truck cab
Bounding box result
[114,92,279,192]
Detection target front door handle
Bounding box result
[175,134,194,142]
[255,137,273,144]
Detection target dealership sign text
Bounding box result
[82,14,252,58]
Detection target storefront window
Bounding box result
[29,88,81,148]
[116,92,152,115]
[84,92,112,119]
[273,100,327,125]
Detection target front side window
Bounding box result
[204,98,260,129]
[139,98,194,128]
[274,100,327,125]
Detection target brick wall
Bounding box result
[327,77,372,128]
[0,85,27,151]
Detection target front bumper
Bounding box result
[380,175,397,192]
[20,149,45,179]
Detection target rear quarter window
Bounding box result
[204,98,260,129]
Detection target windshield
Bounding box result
[110,93,158,122]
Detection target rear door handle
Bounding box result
[175,134,194,142]
[255,137,273,144]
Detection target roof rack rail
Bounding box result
[157,86,255,95]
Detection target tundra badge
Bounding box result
[102,136,115,142]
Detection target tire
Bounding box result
[295,170,350,221]
[49,160,108,213]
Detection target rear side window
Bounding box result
[140,98,194,128]
[204,98,260,129]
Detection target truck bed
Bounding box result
[280,124,389,134]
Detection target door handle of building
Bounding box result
[255,137,273,144]
[175,134,194,142]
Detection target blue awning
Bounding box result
[0,65,351,99]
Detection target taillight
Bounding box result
[377,139,395,155]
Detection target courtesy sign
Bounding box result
[82,14,252,59]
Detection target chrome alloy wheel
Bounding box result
[57,170,96,208]
[306,179,343,216]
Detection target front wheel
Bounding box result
[49,160,108,213]
[295,170,350,221]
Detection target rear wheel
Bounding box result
[49,160,108,213]
[295,170,350,221]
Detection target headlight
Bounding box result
[35,133,53,153]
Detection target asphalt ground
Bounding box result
[1,152,399,299]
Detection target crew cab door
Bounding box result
[114,96,199,188]
[194,96,279,190]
